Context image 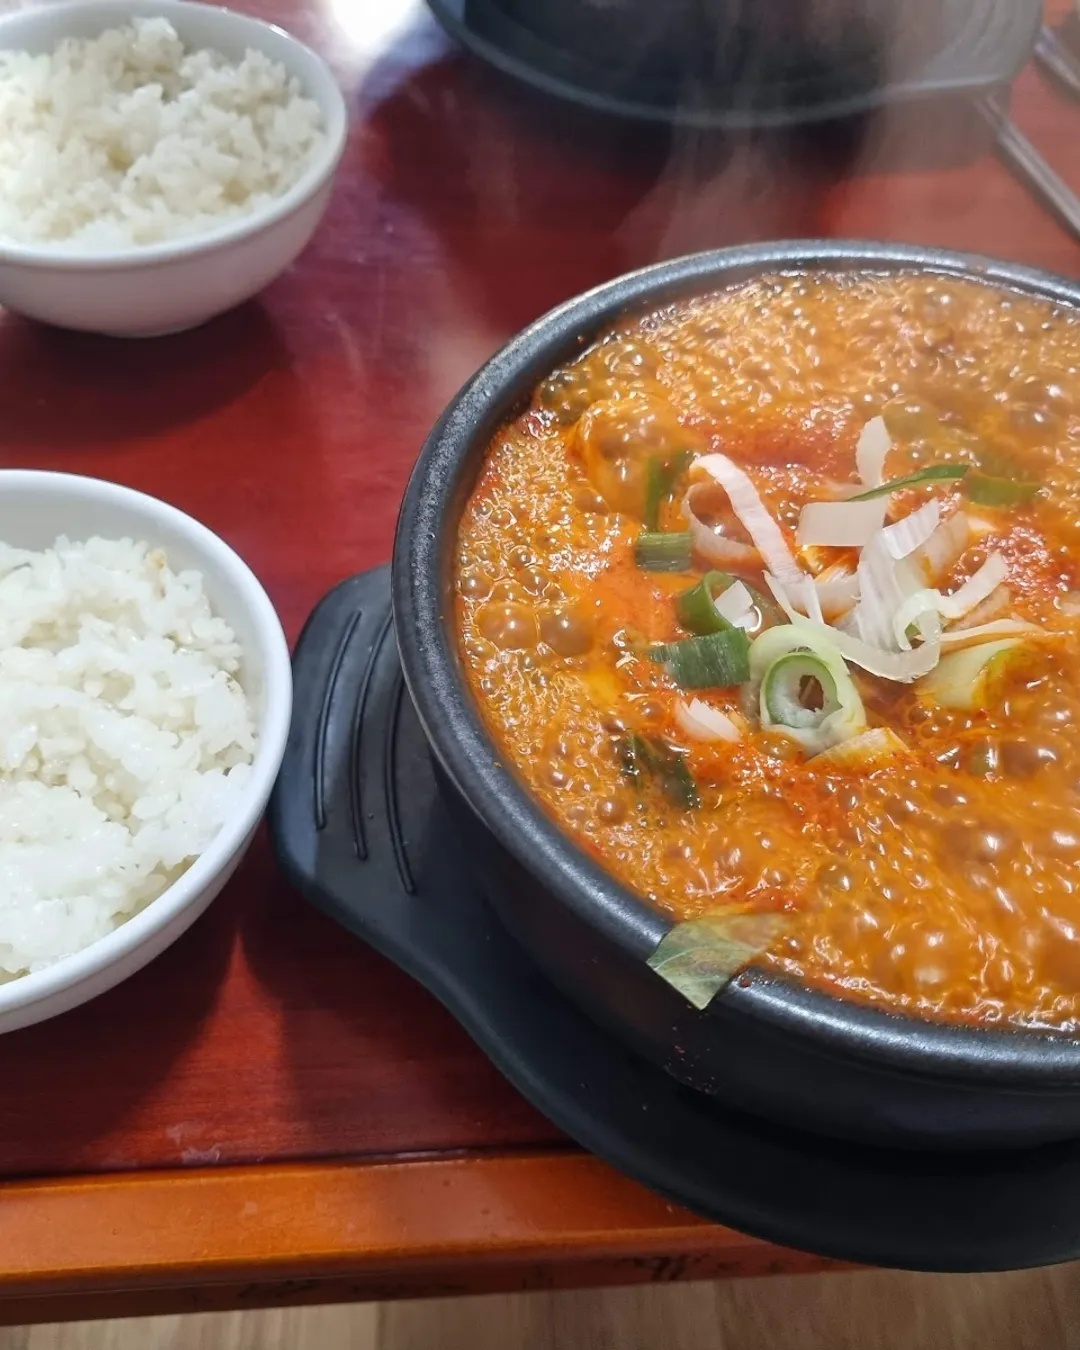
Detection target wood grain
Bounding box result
[5,1264,1080,1350]
[0,1153,833,1323]
[382,1266,1080,1350]
[0,0,1077,1310]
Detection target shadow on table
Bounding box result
[0,869,239,1178]
[0,301,288,455]
[238,865,561,1159]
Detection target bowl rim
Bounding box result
[0,0,349,270]
[394,238,1080,1087]
[0,468,292,1015]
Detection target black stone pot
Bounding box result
[392,240,1080,1150]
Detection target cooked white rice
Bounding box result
[0,17,326,250]
[0,536,256,976]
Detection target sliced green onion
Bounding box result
[643,458,666,532]
[619,733,699,810]
[635,531,693,572]
[748,625,867,751]
[643,451,693,531]
[762,652,841,730]
[848,464,969,501]
[675,571,736,635]
[675,572,781,637]
[917,639,1029,710]
[964,473,1041,507]
[648,630,751,689]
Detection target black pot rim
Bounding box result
[392,239,1080,1089]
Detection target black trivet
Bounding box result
[269,566,1080,1272]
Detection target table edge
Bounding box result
[0,1149,837,1313]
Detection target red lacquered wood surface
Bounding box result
[0,0,1078,1314]
[0,1154,847,1324]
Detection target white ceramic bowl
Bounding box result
[0,0,348,337]
[0,470,292,1032]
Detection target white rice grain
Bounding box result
[0,535,256,975]
[0,17,326,250]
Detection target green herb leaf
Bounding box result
[663,754,700,810]
[964,473,1041,507]
[634,531,693,572]
[647,912,789,1009]
[648,629,751,688]
[618,732,650,785]
[849,464,969,501]
[618,733,699,810]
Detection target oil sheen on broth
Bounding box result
[454,271,1080,1030]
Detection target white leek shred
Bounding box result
[683,483,759,568]
[764,576,941,681]
[952,585,1011,630]
[942,552,1008,618]
[675,440,1038,698]
[796,497,887,548]
[852,532,920,652]
[882,500,940,560]
[855,416,891,489]
[675,698,743,744]
[793,575,824,624]
[891,553,1009,650]
[692,454,804,587]
[812,616,941,681]
[892,588,945,650]
[815,570,860,620]
[713,579,756,628]
[938,618,1044,650]
[812,727,910,768]
[762,573,808,623]
[913,510,970,583]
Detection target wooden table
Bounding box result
[1,0,1079,1324]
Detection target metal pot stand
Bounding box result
[269,566,1080,1274]
[1036,13,1080,101]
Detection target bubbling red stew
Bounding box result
[454,271,1080,1030]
